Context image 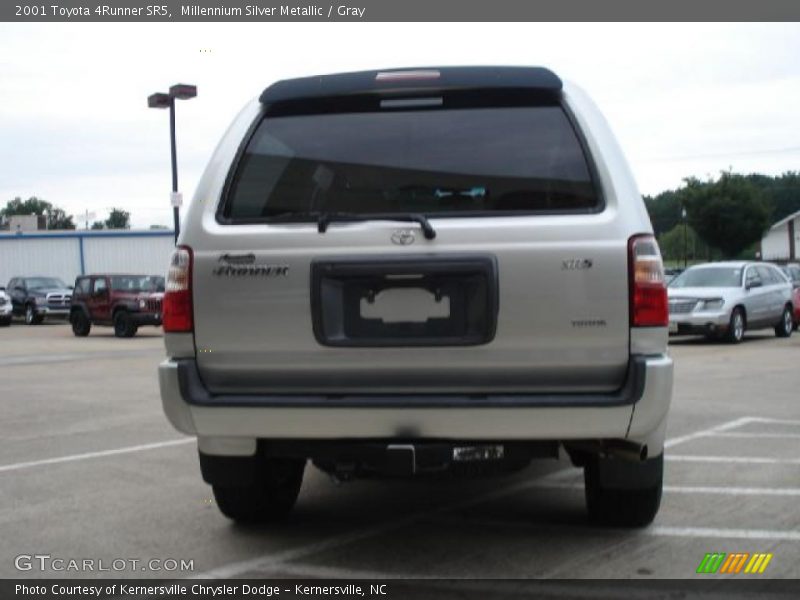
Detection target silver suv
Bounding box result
[158,67,673,527]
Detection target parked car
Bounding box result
[158,66,674,527]
[779,263,800,330]
[667,261,794,343]
[70,274,163,338]
[0,287,11,326]
[664,267,684,285]
[6,276,72,325]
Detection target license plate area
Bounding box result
[311,255,498,347]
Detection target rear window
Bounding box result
[222,105,599,221]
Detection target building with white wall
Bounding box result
[0,230,175,287]
[761,210,799,262]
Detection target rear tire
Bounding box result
[775,305,793,338]
[724,307,745,344]
[70,311,91,337]
[113,311,137,338]
[212,457,305,524]
[584,453,663,527]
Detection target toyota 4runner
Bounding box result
[158,67,673,527]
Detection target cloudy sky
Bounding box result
[1,22,799,229]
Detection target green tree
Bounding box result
[681,173,769,259]
[104,208,131,229]
[90,221,104,230]
[644,190,682,236]
[46,207,76,230]
[0,196,75,229]
[1,196,51,218]
[657,223,712,265]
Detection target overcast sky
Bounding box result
[1,22,799,229]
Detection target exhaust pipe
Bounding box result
[604,439,648,462]
[566,440,648,463]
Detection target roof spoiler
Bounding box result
[259,66,563,106]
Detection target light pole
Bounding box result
[681,207,688,269]
[148,84,197,243]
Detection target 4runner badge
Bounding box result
[562,259,593,270]
[391,230,416,246]
[213,254,289,277]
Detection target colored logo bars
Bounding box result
[696,552,773,574]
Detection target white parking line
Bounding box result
[651,525,800,541]
[533,481,800,497]
[0,349,157,367]
[746,417,800,427]
[710,432,800,439]
[0,438,194,473]
[667,455,800,465]
[435,516,800,542]
[665,485,800,496]
[663,416,754,449]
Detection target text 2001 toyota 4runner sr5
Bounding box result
[158,67,673,527]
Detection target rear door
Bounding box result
[193,96,632,395]
[756,266,782,322]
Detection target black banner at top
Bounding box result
[3,0,800,22]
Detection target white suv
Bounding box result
[158,67,673,527]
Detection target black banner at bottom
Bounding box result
[3,579,800,600]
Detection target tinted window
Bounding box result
[92,278,107,294]
[110,276,148,292]
[224,105,598,220]
[670,267,743,288]
[25,277,65,289]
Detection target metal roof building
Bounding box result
[761,210,800,261]
[0,230,175,287]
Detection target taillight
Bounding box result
[629,234,668,327]
[163,245,193,332]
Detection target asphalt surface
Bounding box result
[1,320,799,584]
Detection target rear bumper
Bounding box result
[159,354,673,453]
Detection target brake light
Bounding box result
[375,69,441,82]
[163,245,193,332]
[629,234,668,327]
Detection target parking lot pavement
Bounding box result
[1,323,798,580]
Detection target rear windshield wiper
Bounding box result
[264,210,437,240]
[318,212,436,240]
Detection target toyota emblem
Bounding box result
[391,229,416,245]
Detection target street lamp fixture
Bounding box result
[147,83,197,243]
